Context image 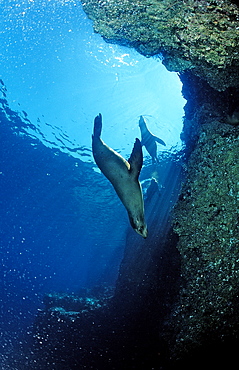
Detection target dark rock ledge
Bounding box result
[80,0,239,365]
[82,0,239,91]
[17,1,239,368]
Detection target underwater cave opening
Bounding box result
[0,1,185,160]
[0,0,186,291]
[0,0,187,368]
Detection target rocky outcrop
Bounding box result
[14,2,238,368]
[81,0,239,365]
[172,80,239,359]
[82,0,239,90]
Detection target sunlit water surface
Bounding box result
[0,0,185,161]
[0,0,186,364]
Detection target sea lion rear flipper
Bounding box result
[155,136,166,146]
[128,138,143,179]
[93,113,102,137]
[140,138,145,147]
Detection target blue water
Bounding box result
[0,0,185,364]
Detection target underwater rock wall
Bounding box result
[82,0,239,90]
[82,0,239,363]
[172,91,239,358]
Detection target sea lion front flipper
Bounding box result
[154,136,166,146]
[93,113,102,138]
[128,138,143,179]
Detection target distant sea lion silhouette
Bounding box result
[92,113,148,238]
[226,107,239,125]
[139,115,166,164]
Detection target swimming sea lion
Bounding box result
[139,115,166,164]
[226,107,239,125]
[92,113,148,238]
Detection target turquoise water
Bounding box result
[0,0,185,367]
[0,0,185,159]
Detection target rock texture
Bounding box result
[82,0,239,90]
[14,2,239,368]
[172,76,239,359]
[81,0,239,365]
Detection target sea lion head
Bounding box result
[129,214,148,239]
[139,115,147,131]
[226,111,239,125]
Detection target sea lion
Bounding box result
[226,107,239,125]
[139,115,166,164]
[92,113,148,238]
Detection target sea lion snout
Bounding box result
[92,114,147,238]
[136,225,148,239]
[138,115,166,164]
[129,214,148,238]
[139,115,145,127]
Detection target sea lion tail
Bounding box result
[128,138,143,179]
[93,113,102,138]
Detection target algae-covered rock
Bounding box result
[172,117,239,356]
[80,0,239,363]
[82,0,239,90]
